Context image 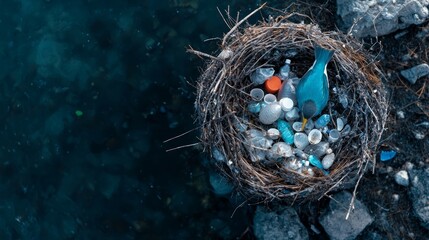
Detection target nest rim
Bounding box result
[192,12,388,203]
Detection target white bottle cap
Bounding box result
[279,98,294,112]
[285,59,291,64]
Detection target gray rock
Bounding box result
[319,191,373,240]
[400,63,429,84]
[394,170,410,186]
[337,0,429,37]
[253,206,309,240]
[408,168,429,230]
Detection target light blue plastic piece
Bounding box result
[308,155,329,175]
[380,150,397,161]
[314,114,330,128]
[250,67,275,85]
[247,102,261,113]
[279,59,291,80]
[277,120,294,145]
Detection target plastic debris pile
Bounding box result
[193,14,388,202]
[241,60,352,176]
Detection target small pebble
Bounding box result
[392,194,400,202]
[405,161,414,171]
[400,63,429,84]
[396,110,405,119]
[394,170,409,187]
[413,131,425,140]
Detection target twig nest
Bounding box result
[193,13,388,202]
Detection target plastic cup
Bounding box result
[263,94,277,105]
[292,122,303,132]
[328,129,340,143]
[250,88,264,101]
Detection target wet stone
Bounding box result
[400,63,429,84]
[408,168,429,230]
[394,170,409,187]
[253,206,309,240]
[319,191,373,240]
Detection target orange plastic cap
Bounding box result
[264,76,282,93]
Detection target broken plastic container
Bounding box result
[250,67,275,85]
[278,80,296,105]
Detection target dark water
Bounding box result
[0,0,289,239]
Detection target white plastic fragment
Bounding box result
[322,153,335,169]
[267,142,293,161]
[308,129,322,145]
[292,122,303,132]
[394,170,409,187]
[279,98,294,112]
[336,118,345,131]
[294,133,309,149]
[285,107,300,121]
[218,48,233,59]
[212,147,226,162]
[267,128,280,140]
[328,129,340,143]
[259,103,282,125]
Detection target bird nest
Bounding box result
[191,12,388,203]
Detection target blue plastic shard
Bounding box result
[380,150,397,161]
[308,155,329,175]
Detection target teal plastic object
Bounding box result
[308,155,329,175]
[380,150,396,161]
[315,114,330,128]
[247,102,261,113]
[277,119,294,144]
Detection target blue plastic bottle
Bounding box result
[277,120,294,144]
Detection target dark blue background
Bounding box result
[0,0,288,239]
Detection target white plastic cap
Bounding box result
[285,59,291,64]
[279,98,294,112]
